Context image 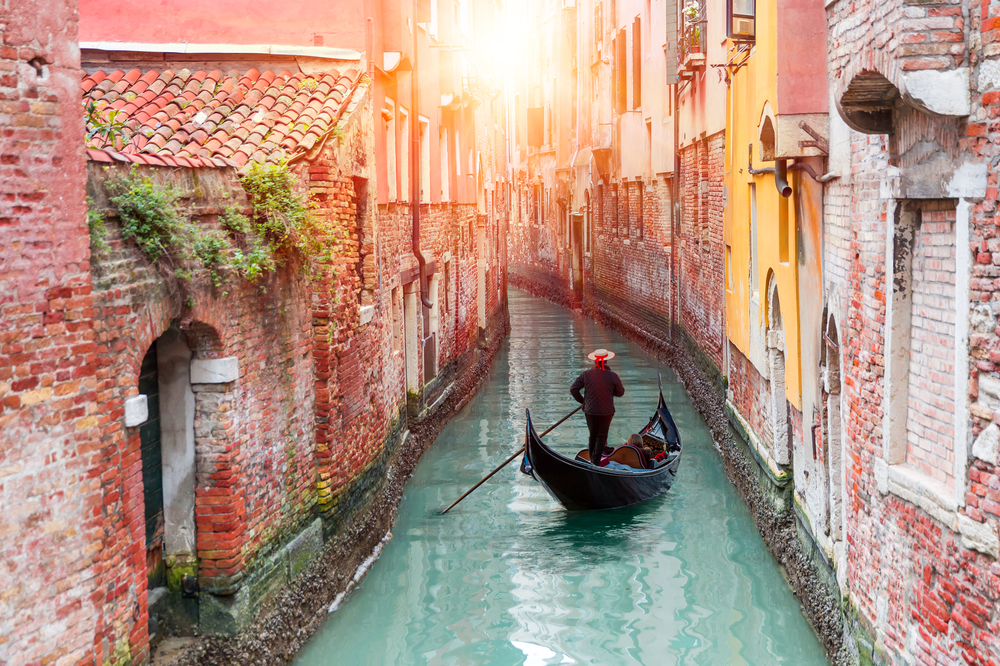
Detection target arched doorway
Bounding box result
[825,319,844,544]
[767,275,791,466]
[135,324,199,638]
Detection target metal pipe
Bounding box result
[671,24,680,341]
[412,0,433,309]
[747,143,773,176]
[774,159,791,198]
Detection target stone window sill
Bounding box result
[876,459,999,558]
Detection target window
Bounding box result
[419,117,430,203]
[440,126,450,201]
[444,261,451,313]
[612,184,619,236]
[636,184,643,240]
[595,2,603,55]
[399,106,409,202]
[726,245,733,291]
[455,127,461,176]
[622,182,629,238]
[391,285,402,351]
[728,0,756,40]
[632,16,641,109]
[385,98,396,201]
[615,30,627,113]
[646,120,652,176]
[597,184,604,234]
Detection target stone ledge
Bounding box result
[885,463,957,529]
[957,514,1000,559]
[190,357,239,384]
[124,395,148,427]
[879,463,999,558]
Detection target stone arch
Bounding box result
[127,316,236,638]
[758,102,777,161]
[824,314,845,545]
[765,272,791,466]
[836,69,899,134]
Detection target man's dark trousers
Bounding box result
[586,412,614,463]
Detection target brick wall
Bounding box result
[824,0,1000,656]
[0,2,103,664]
[729,343,773,450]
[84,163,319,659]
[906,205,957,486]
[677,134,726,371]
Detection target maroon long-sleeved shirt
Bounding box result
[570,365,625,415]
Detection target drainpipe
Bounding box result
[774,159,791,198]
[671,57,680,341]
[748,144,791,198]
[412,0,433,309]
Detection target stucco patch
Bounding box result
[901,68,970,116]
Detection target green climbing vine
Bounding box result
[99,160,330,300]
[86,196,108,254]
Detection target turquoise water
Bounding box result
[295,289,828,666]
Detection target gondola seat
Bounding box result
[573,445,646,469]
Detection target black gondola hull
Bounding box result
[524,384,682,511]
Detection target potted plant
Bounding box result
[688,27,701,54]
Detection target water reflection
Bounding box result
[294,288,827,666]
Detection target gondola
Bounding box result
[520,374,683,510]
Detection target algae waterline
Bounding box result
[295,288,827,665]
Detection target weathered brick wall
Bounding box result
[510,134,725,387]
[0,3,103,665]
[586,177,672,335]
[824,0,1000,657]
[827,0,966,99]
[729,343,773,450]
[677,134,726,372]
[906,205,957,487]
[85,163,318,659]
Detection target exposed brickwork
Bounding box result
[823,0,1000,658]
[729,343,773,450]
[906,205,957,486]
[0,3,102,664]
[677,135,726,371]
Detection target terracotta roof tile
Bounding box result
[84,66,364,170]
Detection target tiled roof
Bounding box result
[82,67,363,169]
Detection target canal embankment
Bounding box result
[153,309,511,666]
[510,272,855,666]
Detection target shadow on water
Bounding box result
[294,288,828,666]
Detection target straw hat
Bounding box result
[587,348,615,362]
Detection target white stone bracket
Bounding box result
[124,395,149,427]
[190,357,239,384]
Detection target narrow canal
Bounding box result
[296,288,828,665]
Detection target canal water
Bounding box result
[295,288,828,666]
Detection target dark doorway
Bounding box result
[139,341,165,588]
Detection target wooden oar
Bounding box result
[441,405,583,514]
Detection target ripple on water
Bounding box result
[294,289,828,666]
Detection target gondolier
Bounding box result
[570,349,625,465]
